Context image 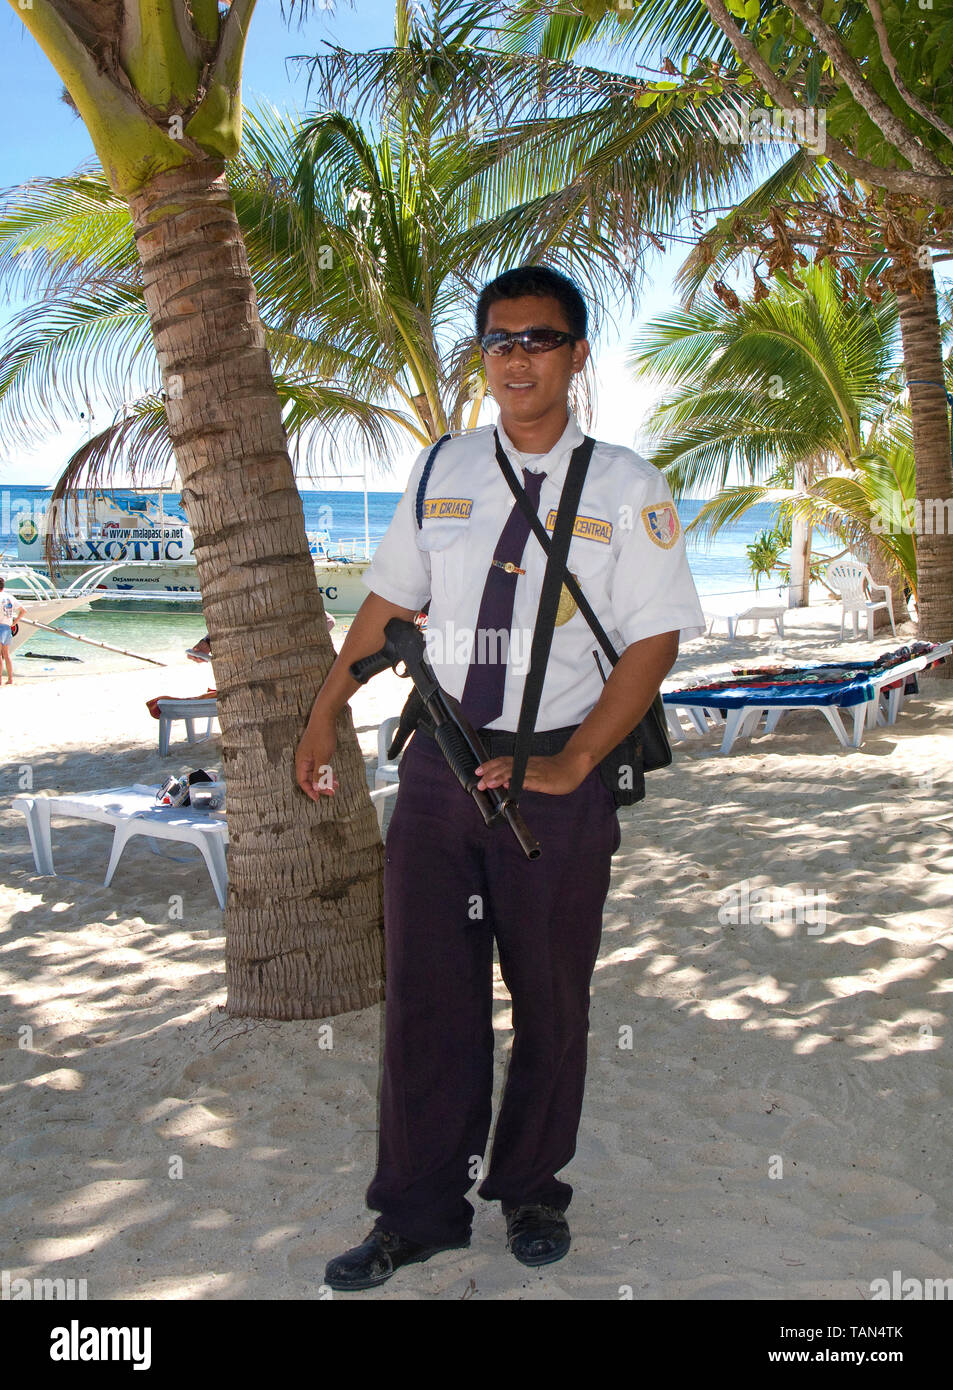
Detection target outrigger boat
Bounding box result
[0,562,122,655]
[15,484,373,614]
[15,489,198,597]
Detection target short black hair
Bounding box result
[476,264,588,340]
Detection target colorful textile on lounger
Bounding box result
[662,674,877,710]
[728,642,940,686]
[667,643,943,705]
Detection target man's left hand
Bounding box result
[475,749,593,795]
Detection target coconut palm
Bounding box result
[629,261,932,613]
[0,139,404,489]
[506,0,953,650]
[5,0,394,1020]
[0,0,781,1022]
[0,0,783,485]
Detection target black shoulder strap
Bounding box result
[508,436,595,802]
[494,429,619,668]
[415,432,453,529]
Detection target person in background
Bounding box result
[187,613,335,663]
[186,635,213,663]
[0,578,26,686]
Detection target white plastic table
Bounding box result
[702,600,786,640]
[14,783,229,908]
[157,697,219,756]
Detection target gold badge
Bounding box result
[555,573,579,626]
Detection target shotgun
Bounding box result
[350,617,540,860]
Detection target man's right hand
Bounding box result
[293,593,421,801]
[295,717,339,800]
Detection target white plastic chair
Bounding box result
[369,784,399,829]
[157,697,219,756]
[374,715,402,788]
[825,560,896,640]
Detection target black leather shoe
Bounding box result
[324,1227,470,1291]
[503,1203,571,1267]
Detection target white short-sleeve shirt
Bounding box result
[363,410,706,731]
[1,592,22,625]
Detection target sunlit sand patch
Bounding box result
[23,1067,84,1090]
[736,975,789,1005]
[39,1180,152,1226]
[696,998,752,1021]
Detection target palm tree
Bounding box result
[6,0,390,1020]
[630,262,927,618]
[3,0,797,481]
[0,131,402,488]
[0,68,677,486]
[506,0,953,652]
[2,0,760,1024]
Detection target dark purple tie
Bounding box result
[460,468,546,729]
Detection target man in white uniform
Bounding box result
[295,265,705,1290]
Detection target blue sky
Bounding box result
[0,0,701,490]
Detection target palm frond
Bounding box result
[0,285,154,449]
[631,262,901,497]
[688,482,789,543]
[502,0,738,69]
[0,167,137,302]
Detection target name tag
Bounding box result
[544,510,613,544]
[422,497,473,520]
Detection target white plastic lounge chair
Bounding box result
[663,642,950,754]
[825,560,896,640]
[665,703,725,743]
[14,783,229,908]
[15,776,403,913]
[701,591,786,640]
[870,641,952,724]
[157,696,219,755]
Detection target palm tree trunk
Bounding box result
[896,267,953,674]
[128,157,385,1017]
[788,460,812,607]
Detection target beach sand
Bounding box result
[2,601,952,1301]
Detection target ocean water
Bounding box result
[1,484,794,678]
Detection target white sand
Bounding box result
[2,602,952,1300]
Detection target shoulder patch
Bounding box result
[544,510,613,544]
[641,502,680,549]
[422,497,473,521]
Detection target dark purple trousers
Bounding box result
[365,730,621,1246]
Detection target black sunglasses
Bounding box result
[479,328,576,356]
